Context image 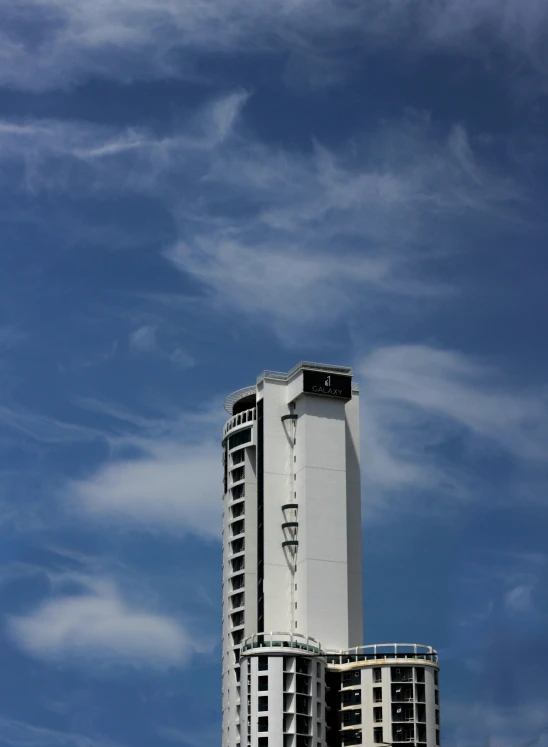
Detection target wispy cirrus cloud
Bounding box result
[359,344,548,514]
[0,404,102,444]
[163,111,523,339]
[128,325,195,369]
[458,549,548,631]
[0,89,249,194]
[445,699,548,747]
[0,716,126,747]
[0,99,527,340]
[0,0,547,92]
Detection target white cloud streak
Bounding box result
[359,344,548,513]
[69,440,221,537]
[445,699,548,747]
[0,91,525,344]
[8,576,196,667]
[61,396,224,537]
[0,97,527,340]
[127,325,195,368]
[0,716,125,747]
[129,324,157,352]
[458,549,547,630]
[0,89,249,193]
[0,404,102,444]
[0,0,547,91]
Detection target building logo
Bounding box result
[302,370,352,400]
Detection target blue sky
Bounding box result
[0,1,547,746]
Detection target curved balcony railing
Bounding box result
[326,643,438,664]
[241,631,325,655]
[223,407,257,439]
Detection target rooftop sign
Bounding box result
[302,369,352,400]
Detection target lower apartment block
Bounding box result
[240,634,440,747]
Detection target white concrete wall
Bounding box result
[338,660,440,746]
[258,369,361,651]
[296,393,350,650]
[241,651,327,747]
[425,665,439,746]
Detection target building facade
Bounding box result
[221,363,440,747]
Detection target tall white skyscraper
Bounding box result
[222,363,440,747]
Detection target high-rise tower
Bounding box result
[222,363,440,747]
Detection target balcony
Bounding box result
[392,668,414,683]
[231,484,245,502]
[229,577,245,593]
[223,406,257,440]
[231,612,245,628]
[231,592,244,610]
[229,534,245,550]
[341,691,361,708]
[392,685,414,703]
[341,710,361,728]
[241,631,325,656]
[341,733,362,747]
[231,520,245,537]
[392,706,415,723]
[295,716,310,736]
[294,695,311,716]
[327,643,438,664]
[393,729,415,744]
[230,557,245,574]
[231,467,245,485]
[230,504,245,520]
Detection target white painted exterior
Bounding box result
[333,649,440,747]
[221,363,440,747]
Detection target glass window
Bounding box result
[258,675,268,691]
[229,427,252,451]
